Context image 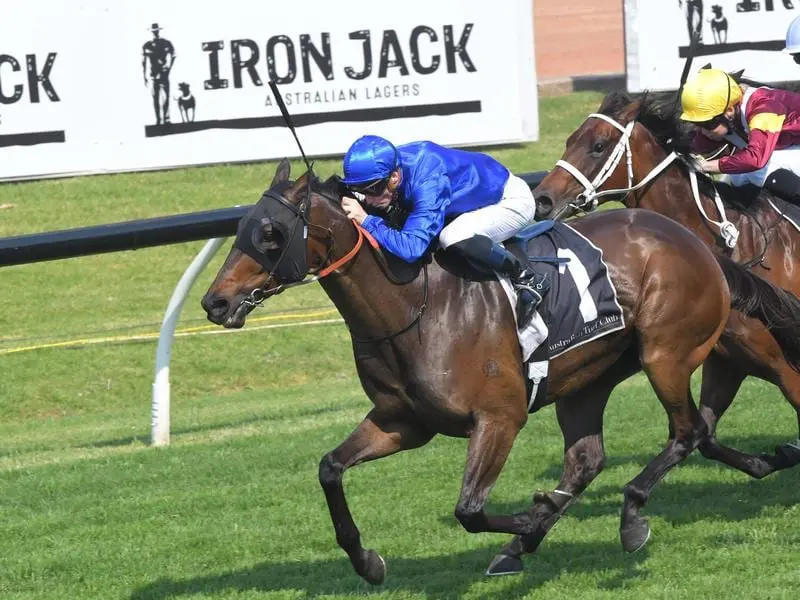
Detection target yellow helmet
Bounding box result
[680,69,743,122]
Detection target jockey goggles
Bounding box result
[347,176,391,196]
[695,114,731,131]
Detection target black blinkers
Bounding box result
[233,188,311,283]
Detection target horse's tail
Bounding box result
[716,254,800,371]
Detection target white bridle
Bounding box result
[553,112,739,249]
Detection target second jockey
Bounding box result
[680,68,800,204]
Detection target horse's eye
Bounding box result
[254,218,282,252]
[260,218,274,239]
[592,141,607,154]
[262,234,282,252]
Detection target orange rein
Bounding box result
[317,220,379,279]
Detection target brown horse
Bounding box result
[535,90,800,480]
[200,159,800,582]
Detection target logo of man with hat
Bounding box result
[142,23,176,126]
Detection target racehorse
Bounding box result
[200,159,800,582]
[534,90,800,480]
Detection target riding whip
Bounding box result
[269,80,312,172]
[674,30,701,114]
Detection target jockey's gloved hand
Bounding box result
[358,199,408,230]
[691,154,711,172]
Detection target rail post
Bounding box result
[151,237,228,446]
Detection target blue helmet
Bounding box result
[342,135,399,186]
[785,14,800,54]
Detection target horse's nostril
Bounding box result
[202,294,230,319]
[536,194,554,218]
[210,298,229,315]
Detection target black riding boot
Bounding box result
[764,168,800,207]
[450,235,550,327]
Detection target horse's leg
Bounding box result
[319,408,433,585]
[486,381,612,575]
[697,351,774,477]
[698,352,800,477]
[619,360,704,553]
[449,369,581,541]
[756,365,800,469]
[452,412,527,536]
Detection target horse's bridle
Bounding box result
[554,113,679,214]
[237,188,375,309]
[555,113,636,212]
[236,186,428,344]
[554,112,739,249]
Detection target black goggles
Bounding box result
[348,176,390,196]
[696,115,729,131]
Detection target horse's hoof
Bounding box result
[360,549,386,585]
[620,517,651,553]
[486,553,524,576]
[774,441,800,469]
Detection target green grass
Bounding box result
[2,91,800,599]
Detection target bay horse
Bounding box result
[200,159,800,582]
[534,90,800,480]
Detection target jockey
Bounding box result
[785,14,800,65]
[679,68,800,203]
[340,134,546,326]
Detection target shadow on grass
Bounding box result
[532,433,800,482]
[572,467,800,526]
[433,444,800,532]
[130,539,647,600]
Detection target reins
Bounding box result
[319,219,429,344]
[317,221,378,278]
[243,205,429,344]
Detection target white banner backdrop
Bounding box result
[625,0,800,92]
[0,0,538,181]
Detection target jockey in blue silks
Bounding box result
[339,134,547,326]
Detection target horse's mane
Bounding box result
[597,90,762,211]
[316,174,345,199]
[301,172,343,201]
[598,90,694,154]
[287,171,346,213]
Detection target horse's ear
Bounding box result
[286,170,311,203]
[729,69,745,83]
[620,99,643,123]
[271,158,291,187]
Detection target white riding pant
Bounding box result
[438,174,537,248]
[727,145,800,187]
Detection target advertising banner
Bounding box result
[625,0,799,91]
[0,0,538,181]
